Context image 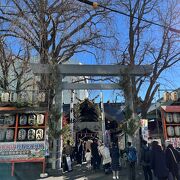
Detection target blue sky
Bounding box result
[72,5,180,103]
[2,0,180,103]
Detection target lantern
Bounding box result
[36,129,44,140]
[163,92,170,102]
[167,126,175,137]
[36,114,44,125]
[9,92,17,102]
[175,126,180,136]
[171,91,178,101]
[1,92,9,102]
[0,129,6,141]
[19,114,28,125]
[5,115,15,126]
[28,114,36,125]
[166,113,173,123]
[28,129,36,140]
[0,115,5,125]
[6,129,14,141]
[18,129,27,140]
[173,113,180,123]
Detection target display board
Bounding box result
[161,106,180,148]
[0,141,45,160]
[0,107,48,176]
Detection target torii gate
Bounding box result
[31,63,153,169]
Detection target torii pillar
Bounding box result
[31,63,153,169]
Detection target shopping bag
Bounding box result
[66,156,72,171]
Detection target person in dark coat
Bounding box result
[140,140,152,180]
[151,141,169,180]
[62,140,73,172]
[110,142,120,179]
[165,141,180,180]
[74,140,83,165]
[62,144,69,172]
[91,138,101,170]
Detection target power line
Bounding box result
[77,0,180,33]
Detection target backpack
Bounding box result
[127,147,137,162]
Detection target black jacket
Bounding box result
[165,144,180,178]
[151,144,169,178]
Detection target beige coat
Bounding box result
[98,145,111,165]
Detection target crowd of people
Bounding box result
[140,139,180,180]
[62,138,180,180]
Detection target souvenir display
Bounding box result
[36,114,44,125]
[167,126,175,137]
[5,115,15,126]
[18,129,27,140]
[1,92,9,102]
[173,113,180,123]
[166,113,173,123]
[0,115,5,125]
[28,114,36,125]
[0,107,47,177]
[36,129,44,140]
[19,114,28,125]
[0,129,6,141]
[38,92,46,102]
[6,129,14,141]
[175,126,180,136]
[9,92,17,102]
[28,129,36,140]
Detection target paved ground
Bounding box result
[0,162,144,180]
[44,164,144,180]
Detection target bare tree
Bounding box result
[0,38,32,92]
[0,0,114,88]
[0,38,13,91]
[109,0,180,118]
[0,0,115,169]
[11,46,33,92]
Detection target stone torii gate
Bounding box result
[31,63,153,169]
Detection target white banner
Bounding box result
[100,92,106,143]
[70,90,75,135]
[141,119,149,141]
